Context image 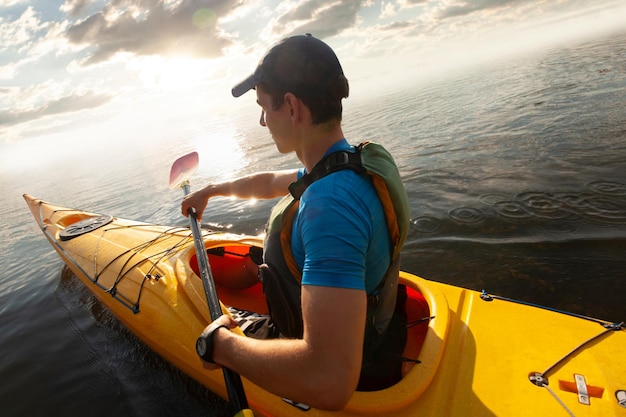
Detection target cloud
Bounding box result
[0,6,48,49]
[0,0,28,7]
[436,0,529,19]
[65,0,245,65]
[0,92,112,127]
[380,1,398,19]
[273,0,366,39]
[402,0,428,4]
[1,8,75,81]
[60,0,95,17]
[378,20,416,31]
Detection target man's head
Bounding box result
[232,34,349,125]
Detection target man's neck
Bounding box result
[296,124,345,172]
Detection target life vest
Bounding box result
[259,141,410,390]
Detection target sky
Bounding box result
[1,0,625,174]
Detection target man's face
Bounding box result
[256,86,293,154]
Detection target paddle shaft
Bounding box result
[182,182,252,415]
[184,185,222,316]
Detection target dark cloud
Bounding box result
[65,0,243,65]
[437,0,527,19]
[0,92,111,127]
[275,0,366,39]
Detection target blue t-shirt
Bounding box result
[290,139,391,293]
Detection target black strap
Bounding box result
[288,148,366,200]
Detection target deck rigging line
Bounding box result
[540,322,624,379]
[91,224,210,312]
[479,290,621,328]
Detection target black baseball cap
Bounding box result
[231,34,345,99]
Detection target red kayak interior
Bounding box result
[190,245,430,378]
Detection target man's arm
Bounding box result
[210,285,366,410]
[181,169,298,221]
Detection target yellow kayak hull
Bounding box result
[24,194,625,416]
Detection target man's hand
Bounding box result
[197,314,239,370]
[181,187,212,221]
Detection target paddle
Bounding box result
[169,152,254,417]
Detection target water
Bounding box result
[1,30,625,416]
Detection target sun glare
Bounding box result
[160,58,209,89]
[188,123,249,182]
[131,56,211,90]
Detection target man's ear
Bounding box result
[283,92,298,120]
[284,92,311,125]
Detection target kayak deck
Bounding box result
[24,194,626,416]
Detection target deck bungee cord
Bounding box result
[480,290,622,328]
[93,225,196,312]
[539,323,624,380]
[93,224,193,281]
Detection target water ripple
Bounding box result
[411,182,626,239]
[479,194,509,205]
[479,182,626,225]
[449,207,485,223]
[514,192,573,220]
[492,201,533,219]
[410,215,442,234]
[586,180,626,196]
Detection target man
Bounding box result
[182,34,408,410]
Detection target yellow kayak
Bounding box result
[24,194,625,416]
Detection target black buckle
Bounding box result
[324,151,350,171]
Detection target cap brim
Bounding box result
[231,73,259,98]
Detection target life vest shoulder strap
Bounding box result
[288,147,365,200]
[287,141,410,260]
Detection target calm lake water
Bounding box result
[1,29,625,416]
